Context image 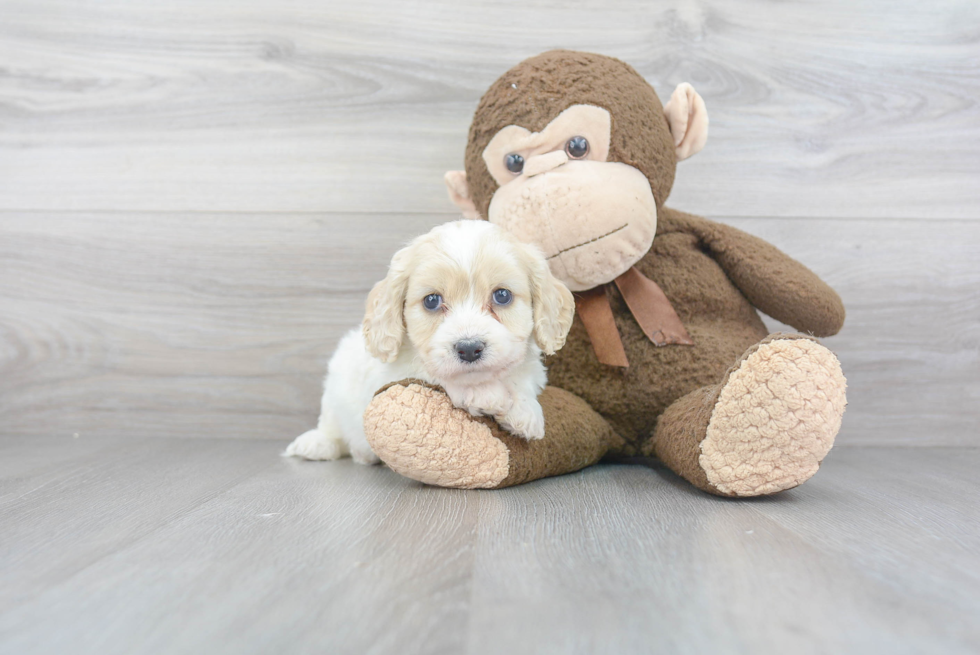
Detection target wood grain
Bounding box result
[2,211,977,446]
[1,0,978,218]
[0,436,477,655]
[0,436,277,611]
[0,440,977,654]
[742,217,980,446]
[468,451,980,654]
[0,211,446,440]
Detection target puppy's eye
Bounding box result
[565,136,589,159]
[492,289,512,306]
[505,153,524,174]
[423,294,443,311]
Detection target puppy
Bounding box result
[284,219,575,465]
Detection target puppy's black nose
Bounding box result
[455,340,485,363]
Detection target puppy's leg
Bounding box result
[445,380,512,419]
[284,395,349,461]
[496,356,547,440]
[344,418,382,465]
[449,380,545,440]
[498,392,545,441]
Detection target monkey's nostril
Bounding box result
[455,340,485,363]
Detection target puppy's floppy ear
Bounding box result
[363,243,413,362]
[518,243,575,355]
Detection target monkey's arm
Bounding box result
[687,215,845,337]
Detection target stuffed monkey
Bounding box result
[362,50,847,496]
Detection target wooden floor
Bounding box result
[1,439,978,655]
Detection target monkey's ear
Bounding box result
[444,171,482,220]
[663,83,709,161]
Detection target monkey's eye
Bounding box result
[505,153,524,174]
[423,294,443,311]
[492,289,513,306]
[565,136,589,159]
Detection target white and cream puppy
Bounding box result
[284,219,575,465]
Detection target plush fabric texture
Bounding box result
[647,385,720,492]
[362,50,848,496]
[480,104,612,184]
[364,381,510,489]
[545,207,845,450]
[364,380,620,489]
[647,333,846,495]
[573,287,629,367]
[465,50,677,218]
[613,266,693,348]
[663,82,709,160]
[700,335,846,496]
[487,159,658,291]
[570,266,694,367]
[496,384,623,488]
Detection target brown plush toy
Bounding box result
[362,50,847,496]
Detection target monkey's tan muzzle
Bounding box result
[486,159,658,292]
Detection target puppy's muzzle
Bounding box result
[455,339,485,363]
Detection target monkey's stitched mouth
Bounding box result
[547,223,629,260]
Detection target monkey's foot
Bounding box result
[363,380,615,489]
[363,381,511,489]
[703,336,846,495]
[655,335,846,497]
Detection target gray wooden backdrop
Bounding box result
[1,0,978,446]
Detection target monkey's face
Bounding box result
[445,51,708,292]
[480,105,657,292]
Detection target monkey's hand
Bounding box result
[689,213,845,337]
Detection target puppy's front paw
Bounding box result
[499,399,546,441]
[283,429,347,461]
[448,384,512,420]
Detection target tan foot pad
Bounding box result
[363,382,509,489]
[701,338,847,496]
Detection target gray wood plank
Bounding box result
[1,0,977,218]
[0,436,277,611]
[0,211,446,441]
[741,217,980,446]
[749,448,980,633]
[467,452,980,655]
[0,441,977,654]
[0,432,120,483]
[2,212,977,446]
[0,443,477,655]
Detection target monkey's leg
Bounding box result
[363,381,623,489]
[648,333,846,496]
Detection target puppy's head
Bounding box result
[363,220,575,380]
